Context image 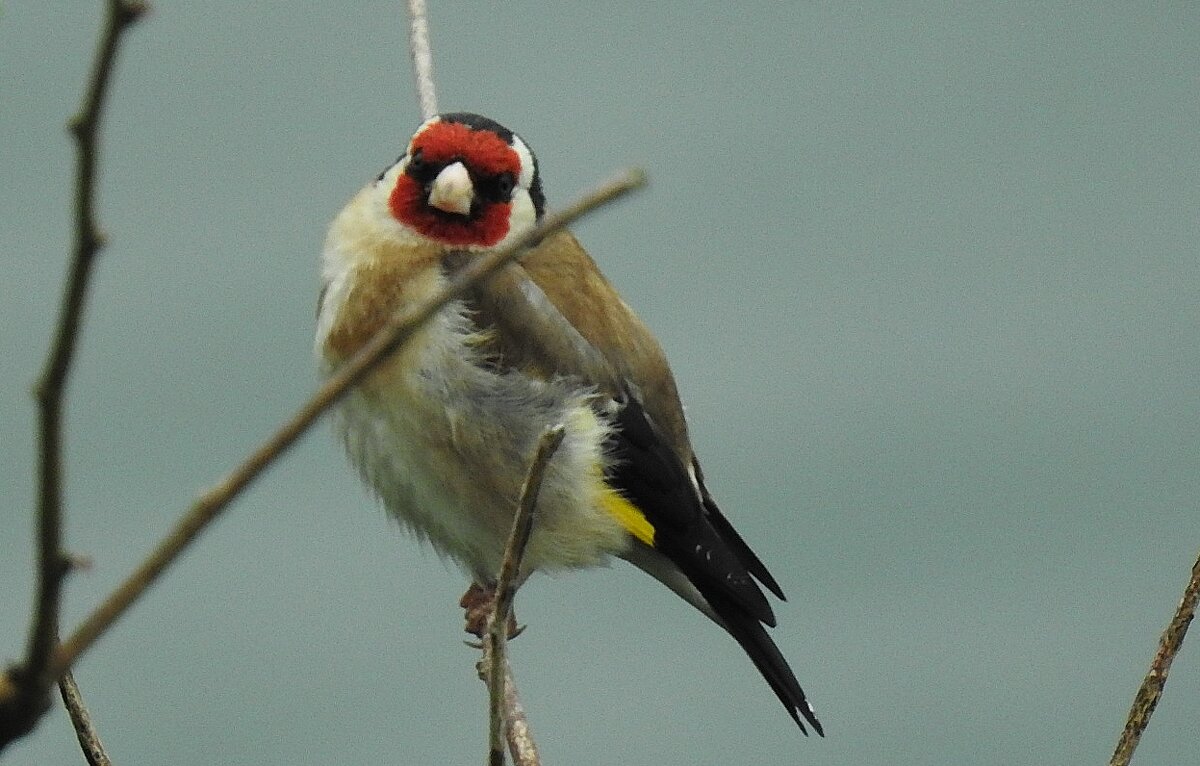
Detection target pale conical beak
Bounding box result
[427,161,474,216]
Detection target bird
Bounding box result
[315,111,822,735]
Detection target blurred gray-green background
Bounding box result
[3,2,1198,764]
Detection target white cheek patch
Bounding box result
[491,190,537,251]
[510,190,536,229]
[510,134,536,190]
[379,161,404,188]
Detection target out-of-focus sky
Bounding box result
[3,2,1198,764]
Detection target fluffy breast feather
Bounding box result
[316,194,631,579]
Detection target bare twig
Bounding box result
[483,424,565,766]
[492,659,539,766]
[39,168,645,687]
[406,0,438,119]
[492,424,566,644]
[59,671,112,766]
[1110,551,1200,766]
[0,0,145,752]
[31,0,145,687]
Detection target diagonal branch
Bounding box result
[44,168,646,685]
[0,0,146,753]
[483,424,565,766]
[1109,550,1200,766]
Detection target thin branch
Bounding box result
[31,0,145,686]
[42,168,645,685]
[1109,550,1200,766]
[0,0,145,752]
[58,671,112,766]
[484,424,565,766]
[406,0,438,119]
[492,659,539,766]
[492,424,565,645]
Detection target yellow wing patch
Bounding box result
[601,487,656,546]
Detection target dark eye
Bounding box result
[495,172,515,198]
[407,149,426,173]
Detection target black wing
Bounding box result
[606,393,823,735]
[455,243,821,734]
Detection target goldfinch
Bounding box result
[315,112,822,734]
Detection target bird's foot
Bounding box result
[460,582,524,641]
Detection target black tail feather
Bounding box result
[707,589,823,736]
[692,457,787,601]
[607,395,821,734]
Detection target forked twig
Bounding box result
[482,424,565,766]
[0,0,145,752]
[1109,551,1200,766]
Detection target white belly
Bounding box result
[324,303,630,581]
